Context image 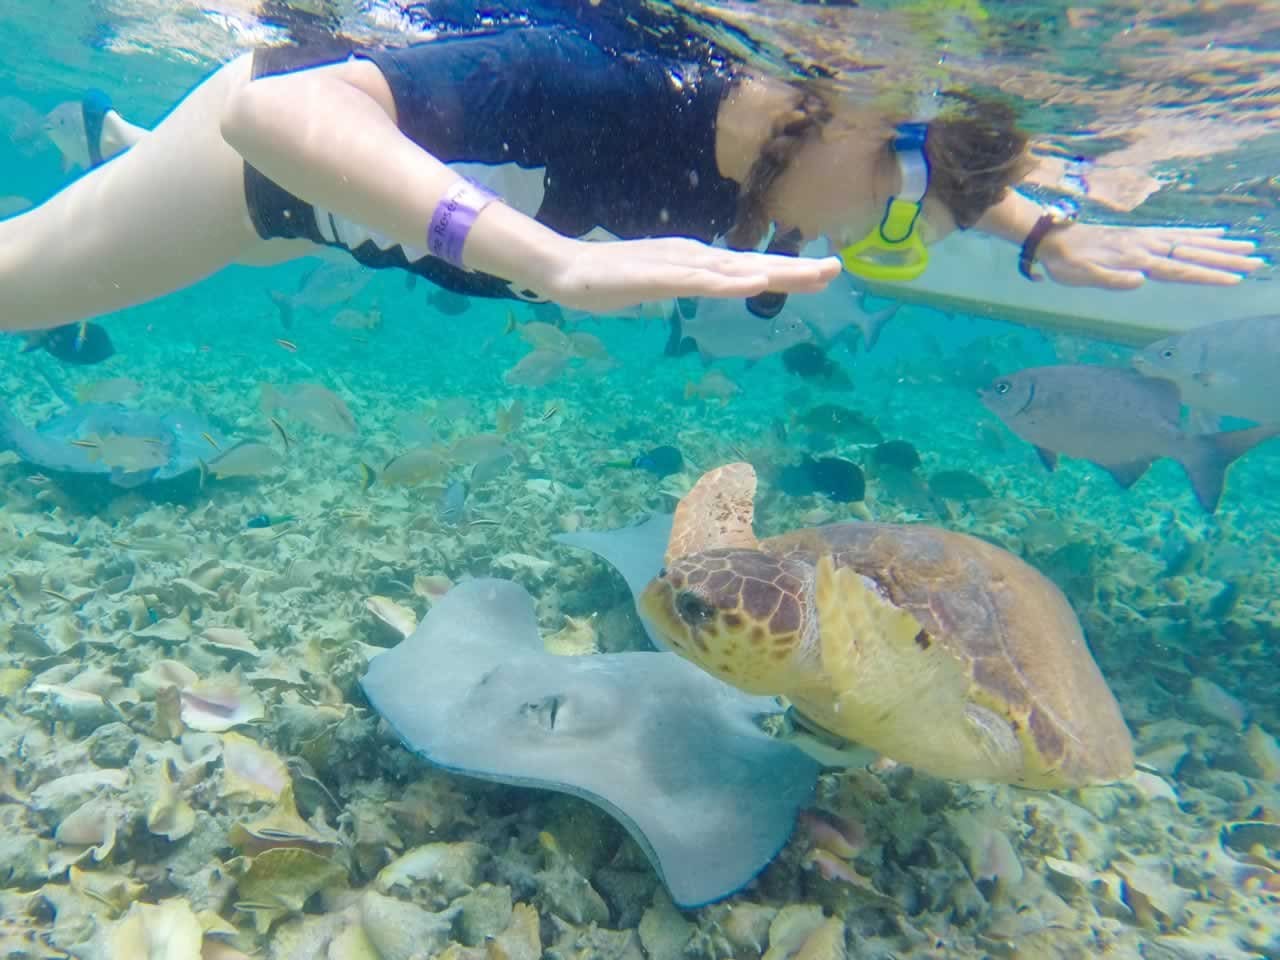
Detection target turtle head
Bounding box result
[640,547,819,697]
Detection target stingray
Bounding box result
[361,517,821,908]
[0,401,224,487]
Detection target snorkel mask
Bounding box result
[838,122,931,282]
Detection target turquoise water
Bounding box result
[2,2,1279,958]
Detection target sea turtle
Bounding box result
[639,463,1134,789]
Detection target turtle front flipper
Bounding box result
[803,556,1028,785]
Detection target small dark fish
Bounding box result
[807,456,865,502]
[68,438,98,449]
[872,440,922,472]
[540,404,560,423]
[632,445,684,478]
[275,337,298,353]
[42,589,73,603]
[782,343,835,379]
[247,513,296,529]
[27,473,51,485]
[201,431,221,451]
[22,321,115,365]
[771,418,788,444]
[468,518,501,527]
[928,470,992,501]
[794,405,882,444]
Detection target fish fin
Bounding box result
[1034,446,1058,472]
[81,89,112,168]
[853,294,900,352]
[1184,407,1222,435]
[267,290,294,330]
[1097,458,1153,490]
[1181,424,1280,512]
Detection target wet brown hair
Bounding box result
[724,84,1033,247]
[923,91,1035,229]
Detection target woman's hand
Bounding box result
[537,236,841,314]
[1036,223,1266,289]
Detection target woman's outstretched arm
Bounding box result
[219,58,840,314]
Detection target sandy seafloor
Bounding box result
[1,260,1278,960]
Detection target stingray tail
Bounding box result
[1180,423,1280,512]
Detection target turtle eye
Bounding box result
[994,380,1011,395]
[675,591,715,627]
[1161,348,1175,360]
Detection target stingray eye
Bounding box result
[675,591,715,627]
[1161,348,1175,360]
[994,380,1011,395]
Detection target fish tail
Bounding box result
[1181,424,1280,512]
[358,462,376,492]
[268,290,295,330]
[853,293,899,352]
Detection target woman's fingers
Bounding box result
[1140,253,1251,285]
[1166,244,1267,275]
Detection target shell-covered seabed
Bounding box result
[2,266,1278,960]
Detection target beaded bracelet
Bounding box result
[428,179,500,270]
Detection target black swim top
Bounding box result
[245,28,741,300]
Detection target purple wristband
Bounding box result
[428,179,499,269]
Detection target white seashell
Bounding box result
[180,681,265,732]
[492,552,554,578]
[376,842,486,900]
[108,899,204,960]
[55,798,121,862]
[202,627,262,659]
[1189,677,1248,730]
[135,660,200,699]
[1243,724,1280,782]
[31,769,129,818]
[365,596,418,638]
[221,732,291,803]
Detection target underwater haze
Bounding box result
[1,2,1279,959]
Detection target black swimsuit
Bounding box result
[245,28,740,300]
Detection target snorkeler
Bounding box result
[0,25,1263,335]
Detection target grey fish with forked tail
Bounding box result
[979,364,1279,513]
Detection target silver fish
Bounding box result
[1133,314,1280,424]
[268,262,372,329]
[261,383,357,436]
[42,101,91,172]
[207,441,284,479]
[504,350,569,388]
[980,364,1279,512]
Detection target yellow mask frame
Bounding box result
[839,123,931,282]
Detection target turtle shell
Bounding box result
[764,523,1134,788]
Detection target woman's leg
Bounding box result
[0,54,270,332]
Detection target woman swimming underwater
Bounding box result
[0,22,1264,333]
